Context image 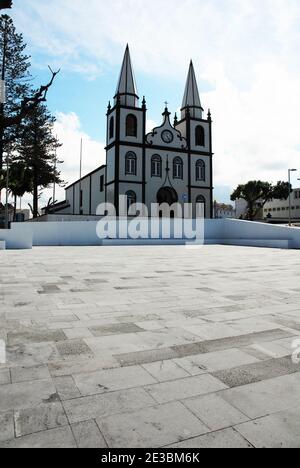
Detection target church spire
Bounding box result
[114,45,139,107]
[181,60,203,119]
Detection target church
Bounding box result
[51,46,214,218]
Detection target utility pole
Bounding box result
[4,146,9,228]
[53,135,57,206]
[0,14,8,171]
[288,168,297,227]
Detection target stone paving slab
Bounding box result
[14,402,68,437]
[97,402,210,448]
[63,388,155,424]
[0,245,300,447]
[167,428,253,448]
[235,407,300,448]
[182,393,249,431]
[213,356,299,388]
[144,375,228,404]
[221,372,300,419]
[0,426,77,448]
[71,420,107,448]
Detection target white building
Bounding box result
[50,46,213,218]
[214,202,235,219]
[263,188,300,221]
[235,199,263,220]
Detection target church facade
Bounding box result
[52,46,214,218]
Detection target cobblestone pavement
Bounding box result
[0,245,300,448]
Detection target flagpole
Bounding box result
[79,138,83,211]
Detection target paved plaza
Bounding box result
[0,244,300,448]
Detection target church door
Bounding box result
[157,187,178,206]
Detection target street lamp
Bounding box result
[288,169,297,226]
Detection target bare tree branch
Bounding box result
[0,67,60,129]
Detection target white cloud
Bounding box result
[19,112,105,212]
[12,0,300,201]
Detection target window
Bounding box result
[126,191,137,213]
[126,114,137,137]
[196,159,205,181]
[109,116,114,139]
[196,195,206,217]
[151,155,162,177]
[173,157,183,179]
[195,125,205,146]
[125,152,137,175]
[80,190,83,207]
[100,175,104,192]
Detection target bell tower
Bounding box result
[175,61,213,218]
[105,45,147,214]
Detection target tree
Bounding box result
[0,14,60,170]
[0,14,31,168]
[231,180,291,221]
[6,161,32,220]
[18,103,63,218]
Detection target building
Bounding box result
[263,188,300,221]
[50,46,213,218]
[0,207,30,228]
[214,202,235,219]
[235,199,263,220]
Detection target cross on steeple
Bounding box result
[164,101,168,108]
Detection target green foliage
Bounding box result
[231,180,291,221]
[0,14,32,156]
[18,103,63,217]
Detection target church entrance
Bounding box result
[156,187,178,206]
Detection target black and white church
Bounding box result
[51,46,214,218]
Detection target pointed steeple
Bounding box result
[114,45,139,107]
[181,61,203,119]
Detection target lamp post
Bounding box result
[288,169,297,226]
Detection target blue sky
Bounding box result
[9,0,300,206]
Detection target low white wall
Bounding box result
[29,218,205,246]
[2,218,300,249]
[30,221,103,246]
[0,224,33,249]
[224,219,300,248]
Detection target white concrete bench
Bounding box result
[206,239,290,249]
[0,240,6,250]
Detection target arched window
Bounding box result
[125,152,137,176]
[173,157,183,180]
[195,125,205,146]
[151,155,162,177]
[196,195,206,218]
[109,116,114,139]
[126,114,137,137]
[126,191,137,213]
[196,160,205,181]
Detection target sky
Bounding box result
[8,0,300,208]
